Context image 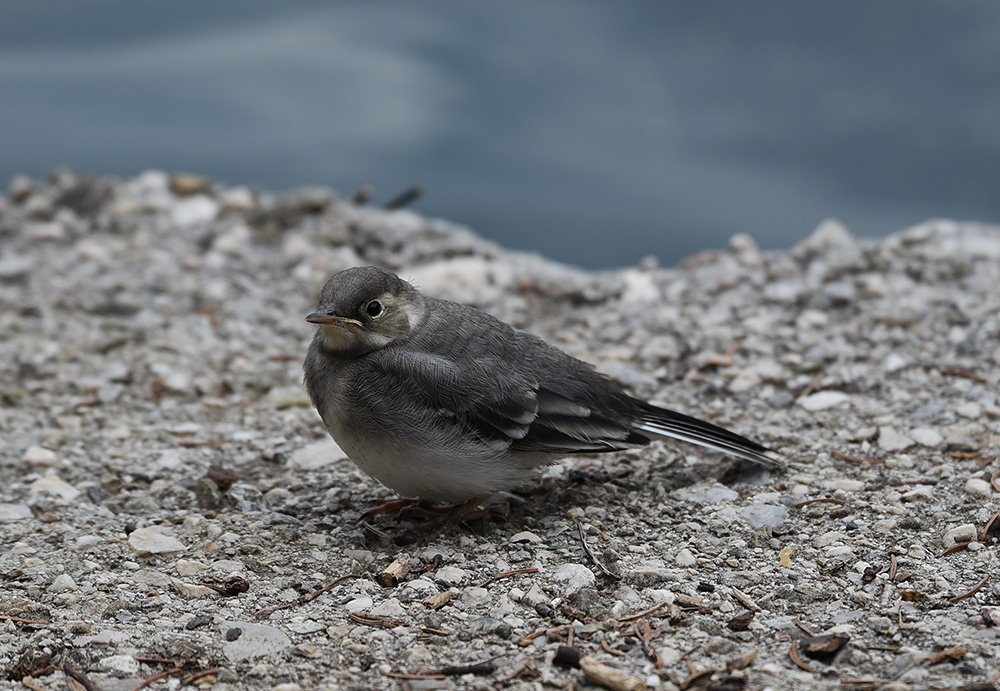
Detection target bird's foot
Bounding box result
[359,498,509,546]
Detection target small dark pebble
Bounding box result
[225,627,243,642]
[697,582,715,593]
[185,614,213,630]
[464,617,512,639]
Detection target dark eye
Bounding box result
[365,300,383,318]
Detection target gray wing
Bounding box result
[371,345,648,456]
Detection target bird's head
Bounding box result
[306,266,427,355]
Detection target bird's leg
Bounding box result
[360,497,446,521]
[390,498,495,546]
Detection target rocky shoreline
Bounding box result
[1,171,998,690]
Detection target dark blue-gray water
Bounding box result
[2,0,999,268]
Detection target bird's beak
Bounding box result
[305,311,363,327]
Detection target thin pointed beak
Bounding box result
[305,311,363,327]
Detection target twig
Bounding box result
[63,663,100,691]
[948,575,990,603]
[677,644,701,663]
[984,507,1000,541]
[888,554,898,582]
[941,542,975,556]
[831,449,884,465]
[477,567,538,588]
[793,497,846,509]
[991,467,1000,494]
[601,639,626,657]
[21,679,47,691]
[789,641,816,673]
[379,669,446,680]
[795,614,815,637]
[577,520,620,578]
[360,520,391,539]
[0,616,48,625]
[255,574,361,618]
[618,601,666,623]
[349,612,404,628]
[797,371,824,398]
[178,439,225,447]
[132,667,183,691]
[939,368,987,383]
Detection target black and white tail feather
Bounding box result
[634,402,782,468]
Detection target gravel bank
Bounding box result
[1,171,999,691]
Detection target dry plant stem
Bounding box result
[255,573,361,618]
[991,467,1000,494]
[831,449,885,465]
[795,614,816,637]
[888,554,898,582]
[948,575,991,603]
[617,601,665,623]
[939,368,987,383]
[601,639,626,657]
[132,667,183,691]
[476,567,538,588]
[20,680,46,691]
[577,520,620,578]
[379,670,446,680]
[794,497,846,509]
[983,507,1000,539]
[63,663,99,691]
[797,371,824,398]
[788,641,816,673]
[0,616,48,625]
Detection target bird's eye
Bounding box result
[365,300,383,318]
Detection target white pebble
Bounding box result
[49,573,77,592]
[369,598,407,618]
[798,391,850,411]
[100,655,140,676]
[23,445,57,467]
[909,427,943,447]
[509,531,543,544]
[675,548,697,567]
[942,524,978,549]
[878,427,914,452]
[552,563,596,593]
[29,476,81,501]
[128,526,187,554]
[434,566,468,586]
[963,479,992,497]
[461,587,490,605]
[955,402,981,419]
[741,504,788,530]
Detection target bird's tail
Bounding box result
[635,402,784,469]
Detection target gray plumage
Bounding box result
[304,266,782,504]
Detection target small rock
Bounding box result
[552,563,596,593]
[221,621,291,662]
[963,479,991,497]
[289,439,348,470]
[675,548,697,567]
[23,445,57,467]
[29,476,81,501]
[0,503,32,522]
[99,655,140,676]
[509,531,543,544]
[171,195,219,226]
[49,574,77,592]
[942,524,978,549]
[878,427,914,452]
[741,504,789,530]
[369,598,406,618]
[798,391,851,412]
[434,566,468,586]
[461,587,490,605]
[467,617,512,639]
[955,402,981,419]
[128,526,187,554]
[909,428,943,447]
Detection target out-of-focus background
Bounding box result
[2,0,998,268]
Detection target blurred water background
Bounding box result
[2,0,998,268]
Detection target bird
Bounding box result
[303,266,781,522]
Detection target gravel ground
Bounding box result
[1,170,999,691]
